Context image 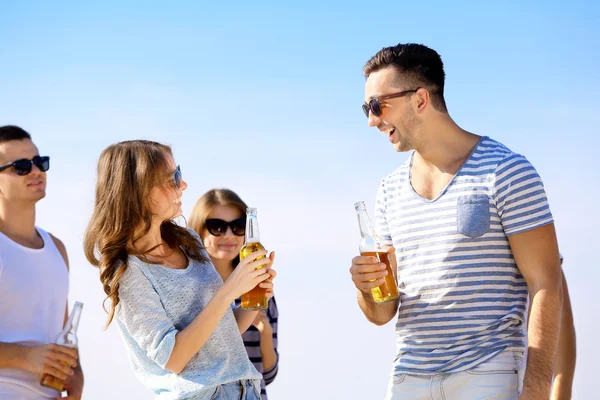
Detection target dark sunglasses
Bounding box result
[0,156,50,176]
[362,89,419,118]
[169,165,182,190]
[205,218,246,237]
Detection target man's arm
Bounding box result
[50,234,84,399]
[0,344,32,370]
[0,342,77,380]
[357,292,399,326]
[508,223,563,399]
[354,180,399,325]
[551,269,576,400]
[351,246,399,326]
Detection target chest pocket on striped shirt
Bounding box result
[457,194,490,237]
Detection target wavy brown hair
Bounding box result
[84,140,209,327]
[188,188,248,267]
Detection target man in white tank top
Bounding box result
[0,126,84,399]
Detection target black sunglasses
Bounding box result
[0,156,50,176]
[205,218,246,237]
[169,165,182,190]
[362,89,419,118]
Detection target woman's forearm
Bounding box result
[259,331,277,372]
[165,287,234,374]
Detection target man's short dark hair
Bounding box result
[0,125,32,143]
[363,43,447,112]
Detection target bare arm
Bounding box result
[233,283,276,334]
[166,287,241,373]
[259,332,277,372]
[0,343,28,369]
[357,291,399,326]
[252,311,278,372]
[509,223,563,399]
[0,342,77,381]
[551,271,576,400]
[234,308,260,334]
[351,246,399,326]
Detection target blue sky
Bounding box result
[1,1,598,399]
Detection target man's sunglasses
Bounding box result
[205,218,246,237]
[0,156,50,176]
[169,165,182,190]
[362,89,419,118]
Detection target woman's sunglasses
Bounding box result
[362,89,419,118]
[0,156,50,176]
[205,218,246,237]
[169,165,182,190]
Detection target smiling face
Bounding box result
[0,139,47,204]
[200,204,245,263]
[364,66,424,153]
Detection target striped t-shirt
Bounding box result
[236,297,279,400]
[374,136,553,375]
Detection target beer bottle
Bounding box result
[239,207,269,310]
[40,301,83,391]
[355,201,399,303]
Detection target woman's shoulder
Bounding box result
[115,257,156,311]
[119,255,152,285]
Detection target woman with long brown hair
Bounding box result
[84,140,276,400]
[189,189,279,400]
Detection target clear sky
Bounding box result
[1,1,598,399]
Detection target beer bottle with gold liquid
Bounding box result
[355,201,399,303]
[40,301,83,391]
[239,207,269,310]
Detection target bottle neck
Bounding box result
[65,302,83,335]
[245,211,261,244]
[356,204,374,239]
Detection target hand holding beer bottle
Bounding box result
[19,342,77,383]
[350,201,399,303]
[223,207,276,309]
[239,207,274,310]
[40,301,83,392]
[224,248,275,304]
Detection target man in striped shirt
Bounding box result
[350,44,563,400]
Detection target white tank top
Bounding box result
[0,227,69,398]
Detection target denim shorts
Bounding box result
[209,379,261,400]
[385,350,526,400]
